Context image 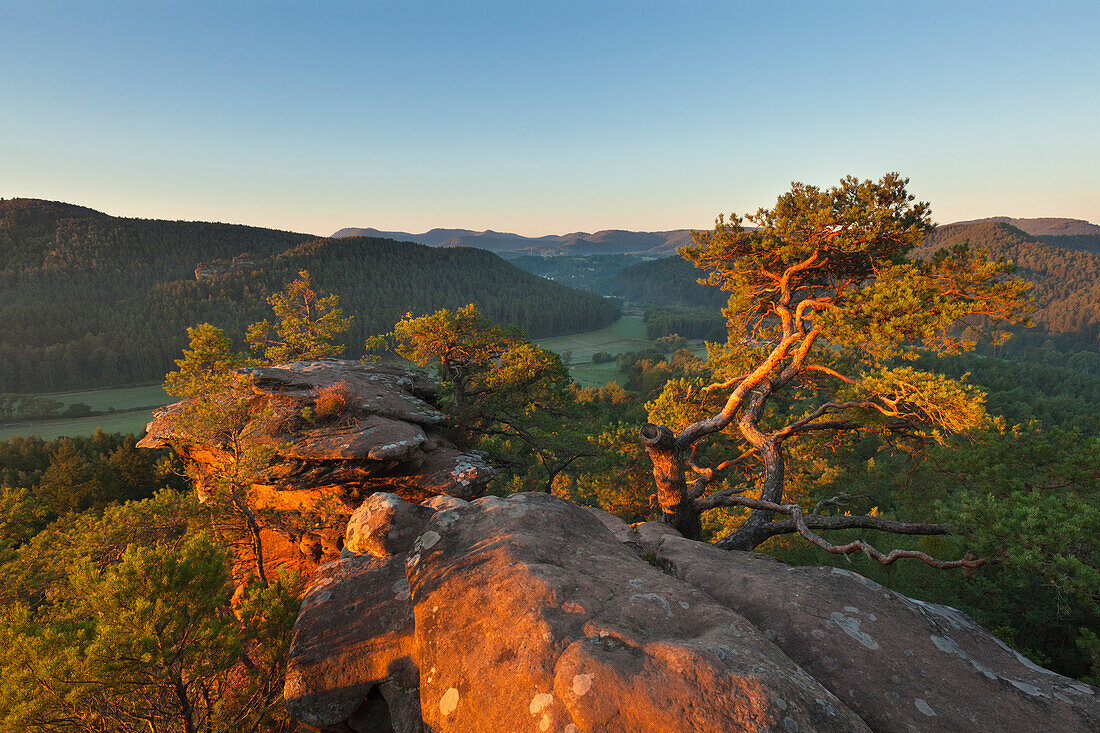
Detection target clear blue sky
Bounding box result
[2,1,1097,236]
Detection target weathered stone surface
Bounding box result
[652,534,1100,733]
[285,415,426,461]
[421,495,469,512]
[406,493,869,733]
[284,554,417,728]
[345,493,434,557]
[243,360,445,425]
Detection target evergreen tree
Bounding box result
[641,174,1032,564]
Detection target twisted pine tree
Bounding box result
[641,174,1033,567]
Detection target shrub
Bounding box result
[312,381,353,419]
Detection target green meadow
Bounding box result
[535,313,706,388]
[0,384,168,441]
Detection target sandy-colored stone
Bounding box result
[138,360,496,584]
[284,554,417,728]
[653,534,1100,733]
[407,493,869,733]
[345,493,434,557]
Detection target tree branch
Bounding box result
[700,494,984,569]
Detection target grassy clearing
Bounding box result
[0,410,154,442]
[44,384,170,412]
[0,384,169,441]
[536,314,648,359]
[536,314,708,388]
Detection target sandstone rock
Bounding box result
[406,493,869,732]
[284,554,418,729]
[421,495,469,512]
[138,360,496,582]
[284,415,426,461]
[582,505,637,546]
[652,534,1100,733]
[244,361,445,425]
[345,493,435,557]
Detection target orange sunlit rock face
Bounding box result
[404,493,866,733]
[137,360,497,588]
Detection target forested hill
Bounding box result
[913,220,1100,339]
[606,256,727,309]
[0,199,619,392]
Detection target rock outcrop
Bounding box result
[284,493,1099,733]
[138,359,495,582]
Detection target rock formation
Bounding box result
[285,492,1099,733]
[138,360,495,581]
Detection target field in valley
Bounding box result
[0,384,168,441]
[536,313,706,388]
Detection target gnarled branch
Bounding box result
[701,494,984,569]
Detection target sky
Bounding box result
[1,1,1097,237]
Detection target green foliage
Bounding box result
[0,394,65,422]
[839,366,992,440]
[380,305,595,490]
[952,489,1099,601]
[606,256,727,308]
[0,491,301,732]
[914,220,1100,339]
[164,323,243,399]
[654,334,688,353]
[0,431,183,521]
[246,269,352,363]
[644,306,726,341]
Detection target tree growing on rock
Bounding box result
[247,269,352,363]
[642,174,1033,565]
[367,305,592,491]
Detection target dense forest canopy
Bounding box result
[0,199,618,392]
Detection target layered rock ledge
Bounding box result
[138,359,496,579]
[285,493,1099,733]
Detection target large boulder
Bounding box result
[651,532,1100,733]
[345,492,435,557]
[407,493,868,732]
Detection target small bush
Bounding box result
[312,381,353,419]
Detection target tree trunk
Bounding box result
[233,491,268,585]
[640,423,702,540]
[175,679,196,733]
[714,439,785,551]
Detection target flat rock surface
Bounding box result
[284,415,427,461]
[653,534,1100,733]
[406,493,869,733]
[244,361,446,425]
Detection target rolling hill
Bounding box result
[0,199,619,392]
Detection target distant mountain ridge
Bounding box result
[951,216,1100,237]
[331,225,694,256]
[335,217,1100,256]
